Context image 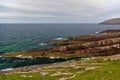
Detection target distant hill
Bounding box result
[100,18,120,24]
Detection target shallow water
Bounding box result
[0,57,82,70]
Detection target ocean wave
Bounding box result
[53,37,67,41]
[95,31,99,34]
[1,68,13,71]
[38,42,47,46]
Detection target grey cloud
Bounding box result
[0,0,120,23]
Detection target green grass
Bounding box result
[0,60,120,80]
[73,61,120,80]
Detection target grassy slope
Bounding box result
[0,59,120,80]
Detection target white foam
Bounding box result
[49,57,55,59]
[1,68,13,71]
[16,55,23,58]
[38,42,47,46]
[27,56,33,59]
[95,31,99,34]
[54,37,67,41]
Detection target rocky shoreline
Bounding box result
[1,29,120,59]
[0,29,120,79]
[1,54,120,76]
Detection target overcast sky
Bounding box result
[0,0,120,23]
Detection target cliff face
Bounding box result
[100,18,120,24]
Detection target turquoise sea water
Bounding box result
[0,57,74,70]
[0,24,120,70]
[0,24,120,53]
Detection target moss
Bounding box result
[49,40,85,45]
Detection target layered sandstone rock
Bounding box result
[68,32,120,41]
[47,31,120,57]
[2,30,120,58]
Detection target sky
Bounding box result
[0,0,120,23]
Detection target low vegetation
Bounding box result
[1,57,120,80]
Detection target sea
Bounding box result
[0,24,120,70]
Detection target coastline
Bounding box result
[1,54,120,80]
[1,29,120,59]
[0,29,120,70]
[0,29,120,80]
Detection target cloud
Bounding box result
[0,0,120,23]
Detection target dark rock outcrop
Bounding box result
[100,30,120,33]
